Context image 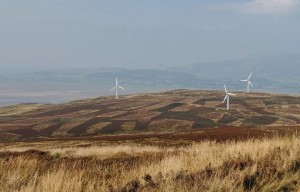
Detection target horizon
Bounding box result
[0,85,297,107]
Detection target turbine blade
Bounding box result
[116,77,118,86]
[247,72,252,80]
[249,81,253,87]
[224,84,227,93]
[118,86,125,90]
[240,80,247,82]
[110,86,117,92]
[222,95,228,104]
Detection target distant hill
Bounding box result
[172,53,300,78]
[6,68,198,89]
[1,53,300,107]
[0,68,197,106]
[5,53,300,93]
[170,53,300,92]
[1,89,300,142]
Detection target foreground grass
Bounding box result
[1,136,300,192]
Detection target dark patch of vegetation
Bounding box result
[156,108,215,122]
[263,96,300,105]
[9,128,39,138]
[143,174,152,183]
[153,111,195,121]
[0,149,51,160]
[278,180,298,192]
[249,107,275,115]
[285,116,300,124]
[244,116,278,125]
[120,180,140,192]
[243,175,256,191]
[221,158,254,177]
[192,118,217,129]
[290,161,300,173]
[134,121,150,131]
[193,98,220,105]
[152,103,184,112]
[142,174,156,188]
[231,98,251,107]
[217,114,239,124]
[32,104,105,117]
[40,123,63,136]
[97,121,124,134]
[68,117,105,136]
[53,152,62,159]
[50,118,69,124]
[193,99,206,105]
[190,106,216,114]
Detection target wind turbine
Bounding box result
[222,84,236,110]
[110,77,125,99]
[240,72,253,93]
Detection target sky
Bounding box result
[0,0,300,72]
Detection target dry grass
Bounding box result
[149,119,193,131]
[86,122,111,134]
[52,121,86,136]
[1,135,300,192]
[121,122,136,132]
[0,104,46,116]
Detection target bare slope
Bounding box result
[0,89,300,142]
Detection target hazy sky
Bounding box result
[0,0,300,71]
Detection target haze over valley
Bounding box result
[1,53,300,106]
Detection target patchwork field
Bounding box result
[1,89,300,142]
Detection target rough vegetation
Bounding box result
[1,135,300,192]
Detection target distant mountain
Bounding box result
[170,53,300,93]
[85,69,198,87]
[5,68,198,88]
[171,53,300,79]
[1,52,300,105]
[0,68,199,106]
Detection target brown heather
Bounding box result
[1,136,300,192]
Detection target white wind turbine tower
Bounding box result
[110,77,125,99]
[222,84,236,110]
[240,72,253,93]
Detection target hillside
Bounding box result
[0,89,300,142]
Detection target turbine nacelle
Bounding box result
[222,84,236,110]
[240,72,253,93]
[227,93,236,96]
